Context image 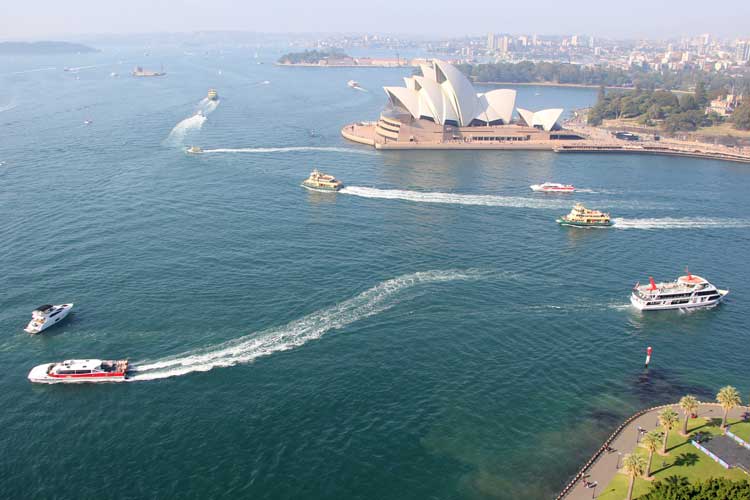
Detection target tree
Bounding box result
[641,430,662,478]
[658,407,679,454]
[717,386,742,428]
[640,478,750,499]
[622,453,648,500]
[679,395,700,435]
[694,80,709,108]
[733,101,750,130]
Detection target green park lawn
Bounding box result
[729,420,750,442]
[597,416,749,500]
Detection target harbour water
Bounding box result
[1,45,749,498]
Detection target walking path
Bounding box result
[559,403,747,499]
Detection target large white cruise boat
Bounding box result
[28,359,129,384]
[630,272,728,311]
[24,303,73,334]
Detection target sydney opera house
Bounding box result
[342,59,585,149]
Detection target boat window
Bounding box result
[50,311,60,317]
[58,370,76,375]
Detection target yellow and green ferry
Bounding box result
[557,203,613,227]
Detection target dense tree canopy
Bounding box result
[639,477,750,499]
[458,62,750,92]
[586,85,720,133]
[277,49,347,64]
[733,101,750,130]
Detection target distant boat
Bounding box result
[207,89,218,101]
[132,65,166,77]
[530,182,575,192]
[347,80,362,90]
[110,72,118,77]
[186,146,203,154]
[84,119,93,125]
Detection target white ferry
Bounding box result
[630,272,728,311]
[531,182,575,192]
[28,359,129,384]
[24,304,73,334]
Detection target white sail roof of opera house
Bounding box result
[516,107,564,132]
[383,59,518,127]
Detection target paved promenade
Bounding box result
[561,403,747,499]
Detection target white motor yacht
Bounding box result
[24,303,73,334]
[28,359,129,384]
[630,272,728,311]
[530,182,575,192]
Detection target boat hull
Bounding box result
[556,219,612,228]
[301,183,342,193]
[630,289,728,311]
[24,303,73,334]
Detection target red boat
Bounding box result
[28,359,129,383]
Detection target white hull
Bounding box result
[301,183,340,193]
[24,303,73,334]
[630,290,728,311]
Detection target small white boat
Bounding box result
[531,182,575,192]
[186,145,203,154]
[24,304,73,334]
[28,359,129,384]
[630,271,728,311]
[347,80,361,89]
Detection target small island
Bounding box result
[277,49,412,67]
[0,41,98,55]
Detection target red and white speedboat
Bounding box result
[530,182,575,192]
[28,359,129,384]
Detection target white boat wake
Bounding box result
[164,112,207,145]
[613,217,750,230]
[200,146,376,155]
[0,101,18,113]
[340,186,572,209]
[8,66,56,75]
[196,97,219,115]
[129,269,479,381]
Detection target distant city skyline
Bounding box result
[2,0,750,40]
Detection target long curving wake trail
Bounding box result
[129,270,479,381]
[340,186,571,209]
[200,146,375,155]
[613,217,750,230]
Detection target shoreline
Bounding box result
[473,81,692,94]
[558,402,747,499]
[341,123,750,164]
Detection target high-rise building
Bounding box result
[701,33,711,46]
[499,35,510,54]
[588,36,595,49]
[532,34,538,46]
[571,35,579,46]
[518,35,528,47]
[487,32,496,50]
[736,41,750,63]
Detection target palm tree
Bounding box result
[641,430,662,478]
[658,407,679,454]
[679,395,699,435]
[622,453,648,500]
[716,385,742,428]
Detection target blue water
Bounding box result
[1,45,749,499]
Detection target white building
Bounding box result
[382,60,563,131]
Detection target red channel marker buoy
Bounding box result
[645,346,652,368]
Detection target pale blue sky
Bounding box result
[2,0,749,39]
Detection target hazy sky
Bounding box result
[2,0,749,39]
